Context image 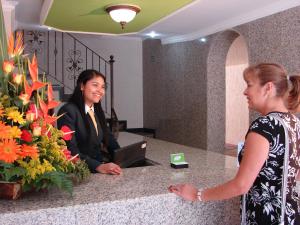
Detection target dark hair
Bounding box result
[68,69,109,146]
[243,63,300,111]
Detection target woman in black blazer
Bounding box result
[57,69,122,175]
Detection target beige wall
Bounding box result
[225,36,249,145]
[225,64,249,144]
[73,34,144,129]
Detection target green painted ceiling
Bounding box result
[44,0,195,34]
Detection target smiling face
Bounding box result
[81,75,105,107]
[243,72,268,113]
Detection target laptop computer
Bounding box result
[113,132,147,168]
[113,141,147,168]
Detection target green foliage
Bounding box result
[0,161,26,181]
[69,160,91,184]
[22,171,73,195]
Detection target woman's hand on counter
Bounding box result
[96,163,122,175]
[168,184,198,201]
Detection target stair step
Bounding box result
[125,128,156,138]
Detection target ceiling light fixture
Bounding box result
[105,4,141,29]
[146,31,159,38]
[200,37,207,42]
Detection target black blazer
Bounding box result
[57,103,120,172]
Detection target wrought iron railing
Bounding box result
[20,29,115,116]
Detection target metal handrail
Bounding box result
[22,29,114,116]
[66,33,108,63]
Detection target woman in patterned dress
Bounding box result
[169,63,300,224]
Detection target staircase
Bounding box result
[20,29,119,133]
[21,30,114,117]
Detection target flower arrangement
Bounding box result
[0,32,90,197]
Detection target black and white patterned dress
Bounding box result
[238,112,300,225]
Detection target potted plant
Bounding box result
[0,32,90,199]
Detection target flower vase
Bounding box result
[0,181,22,200]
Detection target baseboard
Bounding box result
[126,128,156,138]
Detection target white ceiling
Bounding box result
[3,0,300,44]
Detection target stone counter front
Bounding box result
[0,132,240,225]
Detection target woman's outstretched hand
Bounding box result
[168,183,198,201]
[96,162,122,175]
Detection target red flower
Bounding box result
[62,148,79,163]
[21,130,33,142]
[62,148,72,160]
[70,155,79,163]
[61,125,74,141]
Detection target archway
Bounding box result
[206,30,248,152]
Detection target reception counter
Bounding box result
[0,132,240,225]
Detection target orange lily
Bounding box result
[31,120,48,137]
[28,54,46,91]
[44,115,60,125]
[14,32,24,56]
[38,95,48,116]
[19,79,32,105]
[24,78,32,97]
[32,126,42,136]
[47,83,60,109]
[37,95,59,124]
[19,93,30,105]
[7,33,14,58]
[26,112,35,122]
[7,31,24,58]
[37,90,63,125]
[2,60,14,74]
[13,73,24,85]
[26,104,42,121]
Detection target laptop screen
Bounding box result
[113,132,147,168]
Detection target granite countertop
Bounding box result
[0,132,238,214]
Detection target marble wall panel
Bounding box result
[143,6,300,151]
